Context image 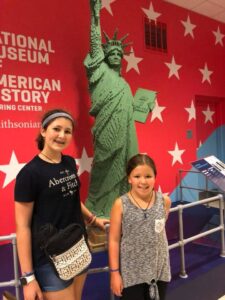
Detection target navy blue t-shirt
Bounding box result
[14,154,86,267]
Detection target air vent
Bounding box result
[144,18,167,52]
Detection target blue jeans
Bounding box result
[35,263,73,292]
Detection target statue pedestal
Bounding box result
[87,226,108,253]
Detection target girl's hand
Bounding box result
[110,271,123,297]
[95,217,110,230]
[23,279,43,300]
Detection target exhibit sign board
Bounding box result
[192,155,225,192]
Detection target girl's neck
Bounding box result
[40,151,62,164]
[129,190,155,212]
[129,190,154,203]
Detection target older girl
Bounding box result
[15,109,108,300]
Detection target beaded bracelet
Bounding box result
[87,213,97,225]
[90,215,97,225]
[109,268,119,272]
[22,271,34,276]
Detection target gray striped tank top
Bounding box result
[120,192,171,288]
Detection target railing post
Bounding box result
[110,290,115,300]
[0,234,21,299]
[179,170,183,203]
[105,224,115,300]
[205,174,208,192]
[219,194,225,258]
[178,205,188,278]
[12,235,20,300]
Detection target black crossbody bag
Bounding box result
[38,223,92,280]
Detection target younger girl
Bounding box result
[109,154,171,300]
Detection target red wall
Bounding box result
[0,0,225,236]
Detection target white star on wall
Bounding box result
[102,0,117,15]
[157,185,169,196]
[141,1,161,21]
[199,63,213,84]
[202,105,215,124]
[124,47,143,74]
[0,151,26,188]
[197,140,202,150]
[168,142,185,166]
[213,26,225,46]
[185,100,196,122]
[75,148,93,176]
[165,56,182,79]
[150,99,166,122]
[181,15,196,39]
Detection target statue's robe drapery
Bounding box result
[84,41,138,218]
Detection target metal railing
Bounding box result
[179,169,208,203]
[0,234,20,300]
[178,169,224,203]
[0,230,114,300]
[168,194,225,278]
[1,194,225,299]
[88,265,115,300]
[87,224,115,300]
[87,194,225,299]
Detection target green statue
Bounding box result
[84,0,139,218]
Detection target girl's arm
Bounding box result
[164,195,171,220]
[108,198,123,297]
[81,202,109,230]
[15,201,43,300]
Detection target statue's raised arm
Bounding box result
[88,0,103,62]
[90,0,101,20]
[83,0,139,219]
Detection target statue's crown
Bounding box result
[102,29,132,56]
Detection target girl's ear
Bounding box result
[128,176,132,184]
[40,127,46,137]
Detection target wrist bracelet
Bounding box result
[110,268,119,272]
[90,215,97,225]
[87,213,97,225]
[87,214,95,224]
[22,271,34,276]
[20,274,36,286]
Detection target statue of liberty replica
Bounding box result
[84,0,139,219]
